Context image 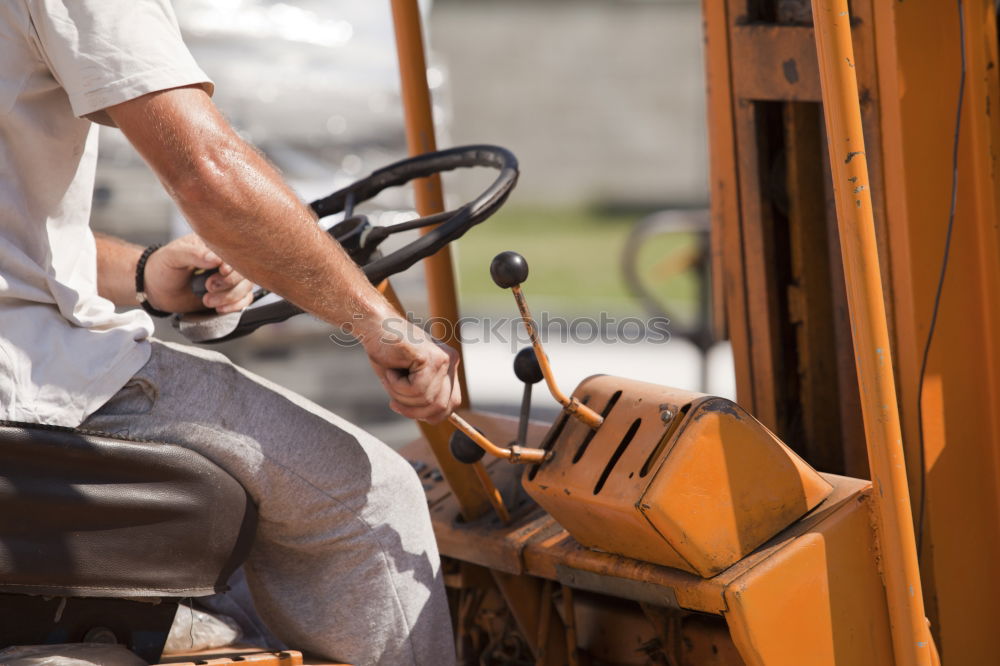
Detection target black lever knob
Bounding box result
[490,251,529,289]
[190,267,219,298]
[513,347,544,385]
[449,428,486,464]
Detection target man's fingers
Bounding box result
[206,266,243,291]
[386,364,457,421]
[385,358,441,399]
[389,394,433,409]
[202,278,254,312]
[383,373,436,407]
[389,398,451,423]
[213,291,254,314]
[368,327,461,423]
[427,374,459,419]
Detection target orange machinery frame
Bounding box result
[705,0,1000,663]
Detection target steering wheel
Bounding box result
[173,144,519,344]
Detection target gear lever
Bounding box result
[447,413,550,464]
[490,251,605,429]
[512,347,544,447]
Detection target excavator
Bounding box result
[0,0,995,664]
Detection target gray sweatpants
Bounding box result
[81,339,455,666]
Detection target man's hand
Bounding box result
[362,318,461,424]
[144,234,254,314]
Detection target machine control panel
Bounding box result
[522,375,833,578]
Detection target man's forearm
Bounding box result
[107,87,394,341]
[94,232,142,307]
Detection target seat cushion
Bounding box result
[0,422,257,597]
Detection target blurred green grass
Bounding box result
[455,205,700,321]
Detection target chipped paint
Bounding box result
[846,150,865,163]
[782,58,800,85]
[853,185,867,194]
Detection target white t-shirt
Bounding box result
[0,0,213,426]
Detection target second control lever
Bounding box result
[490,251,605,429]
[512,346,543,448]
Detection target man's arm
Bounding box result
[104,85,460,423]
[94,232,145,307]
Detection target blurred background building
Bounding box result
[90,0,734,448]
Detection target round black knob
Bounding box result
[449,429,486,464]
[513,347,544,385]
[490,251,529,289]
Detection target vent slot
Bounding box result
[593,418,642,495]
[572,390,623,464]
[526,396,587,482]
[639,403,692,478]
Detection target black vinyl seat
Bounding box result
[0,421,258,661]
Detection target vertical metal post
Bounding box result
[810,2,934,664]
[389,0,490,520]
[388,0,468,400]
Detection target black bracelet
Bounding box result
[134,244,172,318]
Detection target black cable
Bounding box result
[916,0,966,555]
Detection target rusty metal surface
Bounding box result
[522,375,832,577]
[568,591,664,665]
[730,25,822,101]
[491,570,568,665]
[702,0,740,347]
[679,615,747,666]
[555,565,680,609]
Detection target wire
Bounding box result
[916,0,966,555]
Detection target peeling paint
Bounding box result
[698,398,742,420]
[782,58,799,85]
[853,185,866,194]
